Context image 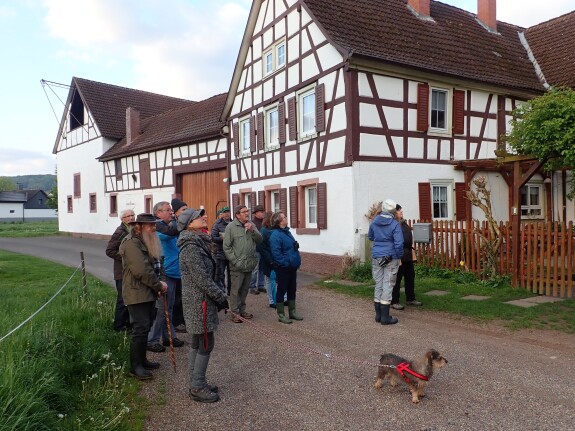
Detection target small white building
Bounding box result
[0,190,57,222]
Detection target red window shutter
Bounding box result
[417,83,429,132]
[250,191,257,210]
[278,102,286,144]
[452,90,465,135]
[315,83,325,133]
[287,97,297,141]
[139,158,151,189]
[232,193,240,212]
[455,182,467,221]
[257,112,264,150]
[280,188,287,213]
[73,174,81,197]
[289,186,298,228]
[418,182,432,221]
[258,190,265,208]
[317,182,327,229]
[232,122,240,157]
[250,116,256,153]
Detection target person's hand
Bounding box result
[217,299,229,312]
[245,222,254,232]
[293,241,300,250]
[160,281,168,295]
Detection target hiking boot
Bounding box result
[175,324,187,333]
[231,315,243,323]
[240,312,253,319]
[258,287,267,293]
[249,289,260,295]
[391,303,405,310]
[146,343,166,353]
[163,338,184,347]
[406,300,423,306]
[189,387,220,403]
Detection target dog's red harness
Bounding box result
[396,362,429,383]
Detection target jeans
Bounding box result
[249,252,265,290]
[113,279,130,330]
[229,271,252,313]
[215,257,231,295]
[147,276,177,344]
[372,258,400,304]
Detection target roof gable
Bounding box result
[99,93,227,161]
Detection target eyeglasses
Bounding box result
[239,210,249,214]
[122,214,135,219]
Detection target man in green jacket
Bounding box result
[223,205,262,323]
[120,213,168,380]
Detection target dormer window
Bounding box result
[263,40,286,77]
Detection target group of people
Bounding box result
[106,199,303,403]
[368,199,422,326]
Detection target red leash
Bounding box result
[396,362,429,383]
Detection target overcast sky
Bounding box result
[0,0,572,177]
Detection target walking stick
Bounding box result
[163,292,177,372]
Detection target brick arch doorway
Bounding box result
[176,167,228,224]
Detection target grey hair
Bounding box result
[270,211,285,228]
[234,205,247,216]
[119,208,134,218]
[153,201,169,215]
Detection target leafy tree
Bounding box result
[506,87,575,194]
[0,177,16,191]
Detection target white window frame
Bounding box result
[243,192,252,211]
[271,190,280,213]
[305,185,317,228]
[298,86,316,139]
[430,180,453,220]
[276,42,286,68]
[265,105,279,150]
[264,51,273,76]
[263,39,286,77]
[520,183,543,219]
[239,117,251,155]
[429,86,450,134]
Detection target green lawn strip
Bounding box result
[0,220,59,237]
[0,250,146,431]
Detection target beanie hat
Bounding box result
[382,199,398,214]
[171,198,187,214]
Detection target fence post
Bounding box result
[80,251,87,294]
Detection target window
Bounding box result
[89,193,97,213]
[521,184,543,218]
[263,40,286,76]
[114,159,122,179]
[432,185,448,219]
[110,194,118,216]
[38,198,43,205]
[305,186,317,228]
[299,89,316,137]
[9,210,14,214]
[69,93,84,131]
[266,107,279,148]
[431,88,448,130]
[67,196,73,213]
[240,118,251,154]
[271,191,280,213]
[73,173,81,198]
[243,192,252,211]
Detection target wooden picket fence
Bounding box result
[410,219,575,298]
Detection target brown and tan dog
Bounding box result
[374,349,448,403]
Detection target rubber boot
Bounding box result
[374,302,381,323]
[287,300,303,321]
[129,338,153,380]
[189,353,219,403]
[276,303,292,324]
[380,304,398,325]
[143,357,160,370]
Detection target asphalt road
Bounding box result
[2,236,575,430]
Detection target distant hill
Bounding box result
[6,175,56,191]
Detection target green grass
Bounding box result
[0,250,146,431]
[0,221,59,237]
[322,262,575,333]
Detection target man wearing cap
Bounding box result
[211,206,231,295]
[223,205,263,322]
[105,208,134,332]
[249,205,267,295]
[368,199,404,325]
[120,213,168,380]
[146,201,185,353]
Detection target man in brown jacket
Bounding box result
[120,213,168,380]
[105,209,134,331]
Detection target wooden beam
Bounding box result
[511,160,521,287]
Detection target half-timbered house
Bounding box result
[54,77,228,236]
[221,0,575,272]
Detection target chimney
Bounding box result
[126,107,140,145]
[477,0,497,32]
[407,0,430,17]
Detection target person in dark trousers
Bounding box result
[120,213,168,380]
[170,198,188,333]
[211,206,231,295]
[257,211,277,308]
[269,211,302,324]
[249,205,267,295]
[177,208,228,403]
[391,204,422,310]
[105,209,135,332]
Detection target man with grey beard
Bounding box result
[120,213,168,380]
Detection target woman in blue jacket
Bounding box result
[269,212,302,324]
[368,199,404,325]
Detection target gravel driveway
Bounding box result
[142,275,575,431]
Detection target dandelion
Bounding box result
[57,413,65,419]
[460,260,465,267]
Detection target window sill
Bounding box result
[297,132,317,143]
[427,128,452,138]
[296,227,320,235]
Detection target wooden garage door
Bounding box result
[181,169,228,222]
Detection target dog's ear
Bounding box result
[427,349,440,361]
